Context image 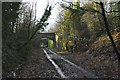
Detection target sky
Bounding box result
[22,0,63,32]
[21,0,79,32]
[35,0,79,32]
[37,0,62,32]
[21,0,117,32]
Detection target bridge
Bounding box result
[34,32,56,48]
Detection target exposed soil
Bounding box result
[3,46,60,78]
[56,41,120,79]
[16,47,60,78]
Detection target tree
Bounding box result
[60,0,120,64]
[81,2,105,41]
[2,2,21,39]
[18,4,52,49]
[2,2,52,77]
[107,1,120,31]
[2,2,22,77]
[99,2,120,65]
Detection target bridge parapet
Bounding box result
[35,32,56,48]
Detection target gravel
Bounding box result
[13,47,61,78]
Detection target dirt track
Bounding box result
[15,47,60,78]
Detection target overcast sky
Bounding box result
[21,0,117,32]
[38,0,62,32]
[22,0,64,32]
[35,0,79,32]
[21,0,79,32]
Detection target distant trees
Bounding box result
[108,1,120,31]
[2,2,21,39]
[2,2,22,77]
[99,2,120,64]
[48,1,120,63]
[82,2,105,38]
[2,2,52,77]
[18,4,51,49]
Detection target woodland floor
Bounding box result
[3,47,60,78]
[56,42,120,79]
[2,41,120,79]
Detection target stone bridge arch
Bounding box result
[35,32,56,48]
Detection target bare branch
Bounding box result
[33,2,37,27]
[106,10,120,13]
[59,1,102,15]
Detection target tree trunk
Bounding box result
[117,1,120,28]
[100,2,120,65]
